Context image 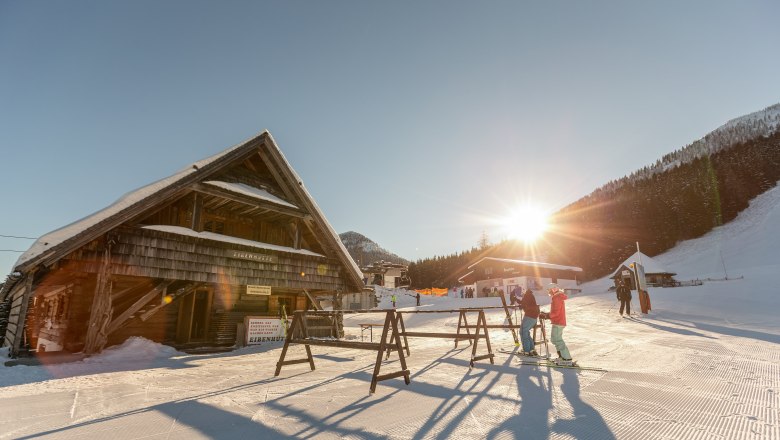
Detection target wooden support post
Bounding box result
[370,311,393,393]
[275,312,315,376]
[84,239,115,355]
[454,310,472,348]
[499,292,520,345]
[370,310,410,393]
[191,193,203,231]
[11,271,36,357]
[470,310,495,367]
[300,311,315,370]
[385,312,410,360]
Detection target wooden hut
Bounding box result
[610,251,676,288]
[0,131,364,357]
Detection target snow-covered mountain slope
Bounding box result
[657,102,780,172]
[339,231,409,266]
[657,182,780,280]
[599,102,780,191]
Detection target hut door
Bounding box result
[176,288,212,343]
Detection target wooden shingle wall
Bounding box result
[61,227,350,292]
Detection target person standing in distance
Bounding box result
[616,280,631,316]
[540,283,573,366]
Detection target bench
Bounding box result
[359,323,381,342]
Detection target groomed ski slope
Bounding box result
[1,186,780,439]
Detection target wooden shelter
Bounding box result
[610,251,677,288]
[0,131,364,357]
[361,261,411,289]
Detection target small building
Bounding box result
[610,251,676,288]
[458,257,583,298]
[361,261,411,289]
[0,131,365,357]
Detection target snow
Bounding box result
[3,187,780,439]
[203,181,299,209]
[141,225,324,257]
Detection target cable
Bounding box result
[0,234,37,240]
[0,249,24,252]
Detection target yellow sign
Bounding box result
[246,285,272,296]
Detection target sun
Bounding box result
[501,205,549,243]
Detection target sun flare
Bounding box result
[501,205,549,243]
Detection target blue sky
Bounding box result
[1,1,779,275]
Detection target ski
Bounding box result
[497,348,550,360]
[516,359,607,372]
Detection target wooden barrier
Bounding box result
[392,309,494,368]
[276,307,499,393]
[274,310,410,394]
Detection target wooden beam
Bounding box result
[301,218,330,255]
[256,149,297,201]
[139,283,199,322]
[107,280,173,335]
[191,193,203,232]
[110,280,150,302]
[243,158,257,172]
[303,289,323,311]
[84,240,115,355]
[11,271,35,357]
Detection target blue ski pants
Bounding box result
[521,316,537,353]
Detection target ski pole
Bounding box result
[608,300,619,313]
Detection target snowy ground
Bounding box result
[2,187,780,439]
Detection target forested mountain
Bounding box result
[338,231,409,267]
[407,104,780,288]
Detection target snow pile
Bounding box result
[81,337,182,364]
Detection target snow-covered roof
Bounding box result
[263,132,364,282]
[141,225,323,257]
[203,180,299,209]
[457,270,474,282]
[468,257,583,272]
[609,251,675,277]
[13,136,255,270]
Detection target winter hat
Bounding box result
[547,283,561,293]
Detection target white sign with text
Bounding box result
[245,317,284,344]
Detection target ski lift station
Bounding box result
[458,257,583,297]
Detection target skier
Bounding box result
[391,293,397,308]
[520,287,540,356]
[539,283,573,366]
[416,292,421,306]
[616,280,631,316]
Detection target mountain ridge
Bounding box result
[338,231,409,267]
